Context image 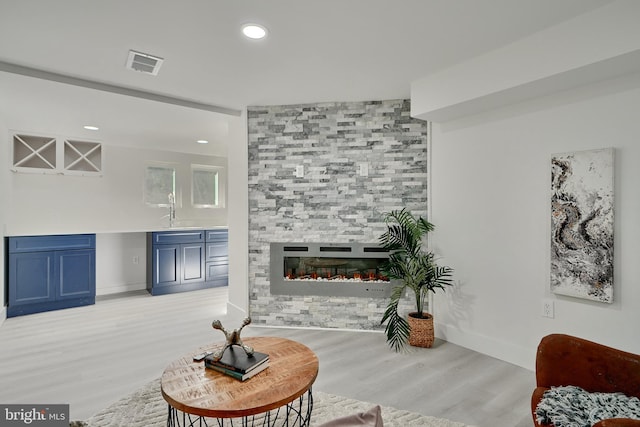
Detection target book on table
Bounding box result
[204,346,269,380]
[206,360,269,381]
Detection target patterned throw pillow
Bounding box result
[317,405,384,427]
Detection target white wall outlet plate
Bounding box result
[542,299,554,318]
[295,165,304,178]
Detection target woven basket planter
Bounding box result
[408,312,434,348]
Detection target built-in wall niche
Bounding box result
[12,134,57,170]
[11,133,103,176]
[64,139,102,173]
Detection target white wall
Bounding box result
[226,111,249,320]
[0,115,6,323]
[4,142,228,297]
[430,72,640,370]
[95,232,147,295]
[6,144,227,236]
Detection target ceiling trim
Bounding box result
[0,60,242,117]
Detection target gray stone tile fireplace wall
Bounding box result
[247,99,428,329]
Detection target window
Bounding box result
[145,164,176,206]
[192,165,224,208]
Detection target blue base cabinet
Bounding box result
[205,229,229,286]
[147,229,228,296]
[6,234,96,317]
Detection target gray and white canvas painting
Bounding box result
[550,148,614,303]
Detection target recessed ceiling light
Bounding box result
[197,140,209,144]
[84,125,99,131]
[242,24,267,40]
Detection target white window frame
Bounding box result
[144,162,177,207]
[191,164,225,208]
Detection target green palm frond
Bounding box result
[417,216,435,234]
[378,208,454,352]
[381,285,410,352]
[383,309,410,352]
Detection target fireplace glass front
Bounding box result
[270,242,393,298]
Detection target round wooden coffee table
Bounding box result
[161,336,319,426]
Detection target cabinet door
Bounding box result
[206,260,229,283]
[205,230,228,284]
[57,249,96,300]
[181,243,205,284]
[9,251,55,306]
[205,241,228,261]
[205,229,228,242]
[153,244,181,287]
[152,231,204,245]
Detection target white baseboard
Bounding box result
[96,282,146,297]
[250,324,384,334]
[435,321,535,371]
[226,300,248,323]
[0,305,6,328]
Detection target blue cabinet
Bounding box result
[6,234,96,317]
[147,229,227,295]
[205,229,229,286]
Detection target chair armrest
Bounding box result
[594,419,640,427]
[531,387,549,426]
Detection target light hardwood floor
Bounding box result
[0,287,535,426]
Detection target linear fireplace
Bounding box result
[270,242,393,298]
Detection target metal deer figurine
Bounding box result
[210,317,254,361]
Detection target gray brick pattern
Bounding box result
[247,99,428,329]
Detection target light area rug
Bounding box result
[78,378,473,427]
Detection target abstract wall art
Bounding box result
[550,148,614,303]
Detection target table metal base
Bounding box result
[167,389,313,427]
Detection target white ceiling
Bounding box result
[0,0,612,153]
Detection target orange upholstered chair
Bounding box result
[532,334,640,427]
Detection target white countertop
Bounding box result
[4,225,228,237]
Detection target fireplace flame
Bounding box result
[282,255,390,284]
[283,270,389,283]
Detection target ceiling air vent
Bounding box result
[126,50,164,76]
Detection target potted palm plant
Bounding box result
[379,209,453,351]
